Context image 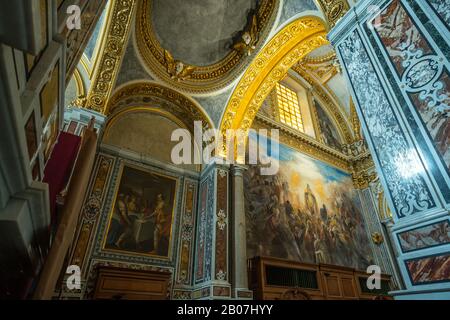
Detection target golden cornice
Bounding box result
[351,151,376,189]
[303,51,336,64]
[106,82,213,132]
[135,0,278,94]
[253,114,351,172]
[317,0,350,29]
[292,64,353,143]
[219,17,328,157]
[85,0,137,113]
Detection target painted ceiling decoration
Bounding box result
[106,81,214,134]
[135,0,280,94]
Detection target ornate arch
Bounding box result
[106,81,214,133]
[218,16,328,156]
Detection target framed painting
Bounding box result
[103,163,178,259]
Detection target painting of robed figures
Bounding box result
[104,165,177,258]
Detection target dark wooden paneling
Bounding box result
[94,267,171,300]
[248,256,392,300]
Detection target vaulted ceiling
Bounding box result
[135,0,280,93]
[68,0,355,133]
[152,0,259,66]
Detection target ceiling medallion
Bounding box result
[135,0,279,94]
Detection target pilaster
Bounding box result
[193,158,231,299]
[329,0,450,299]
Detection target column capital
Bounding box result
[231,164,248,177]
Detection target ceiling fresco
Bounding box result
[135,0,280,94]
[152,0,258,66]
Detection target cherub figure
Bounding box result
[233,15,259,56]
[164,50,195,81]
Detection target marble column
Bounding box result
[231,165,252,299]
[330,0,450,299]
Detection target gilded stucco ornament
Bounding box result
[219,17,329,158]
[106,82,213,133]
[316,0,350,29]
[135,0,279,94]
[371,232,384,245]
[233,15,259,57]
[164,50,196,81]
[85,0,137,113]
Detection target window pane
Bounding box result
[275,83,304,132]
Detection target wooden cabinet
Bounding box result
[321,265,357,300]
[248,256,392,300]
[93,267,171,300]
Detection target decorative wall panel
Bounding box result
[175,180,197,286]
[371,0,450,174]
[65,0,107,82]
[338,29,436,219]
[330,0,450,297]
[215,169,228,282]
[70,154,114,271]
[427,0,450,28]
[204,172,215,283]
[398,220,450,253]
[405,252,450,285]
[195,179,208,284]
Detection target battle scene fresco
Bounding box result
[244,134,374,270]
[104,164,178,258]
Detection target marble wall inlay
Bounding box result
[373,0,450,172]
[398,220,450,253]
[338,29,436,219]
[405,252,450,285]
[428,0,450,28]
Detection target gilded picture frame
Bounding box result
[102,162,179,260]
